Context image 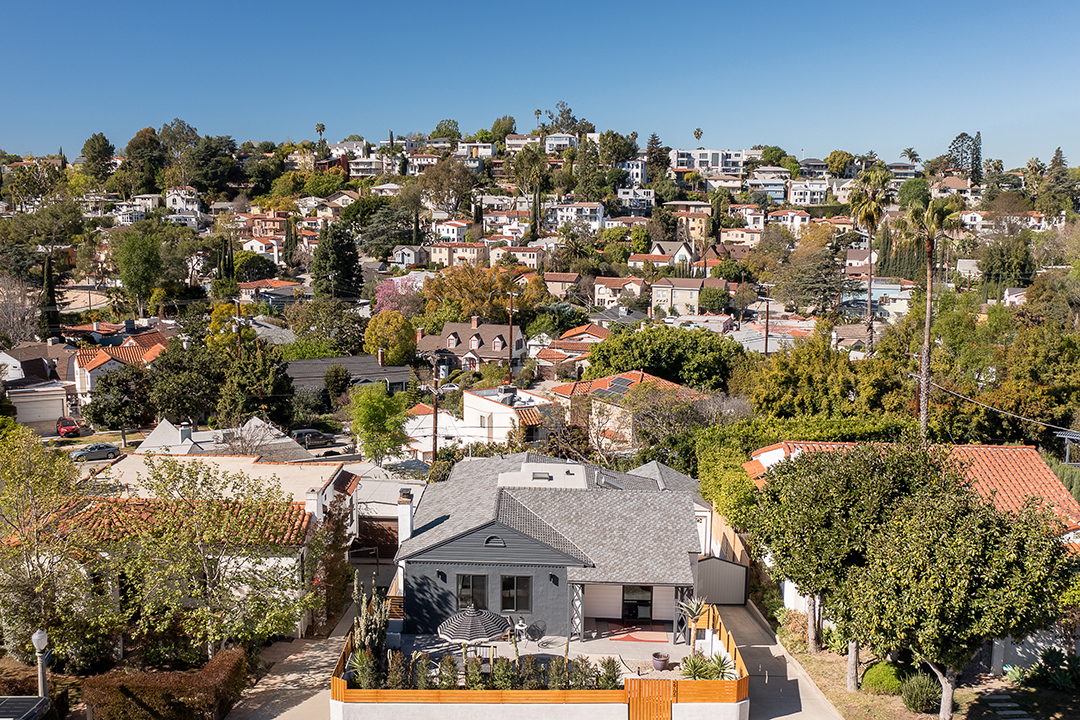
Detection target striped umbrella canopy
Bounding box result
[437,604,510,645]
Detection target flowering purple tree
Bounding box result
[374,276,424,317]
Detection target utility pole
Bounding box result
[764,286,770,358]
[738,270,745,330]
[506,288,514,384]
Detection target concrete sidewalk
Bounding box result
[720,605,843,720]
[225,604,355,720]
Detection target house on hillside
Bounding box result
[415,317,525,375]
[395,453,702,641]
[462,386,557,445]
[593,276,648,308]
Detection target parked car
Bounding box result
[56,417,80,438]
[440,383,460,392]
[291,429,334,448]
[70,443,120,462]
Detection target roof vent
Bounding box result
[532,471,551,482]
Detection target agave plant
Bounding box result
[708,653,737,681]
[677,596,708,629]
[680,652,714,680]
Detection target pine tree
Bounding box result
[970,132,983,186]
[646,133,668,184]
[311,222,359,299]
[37,254,59,340]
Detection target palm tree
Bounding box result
[900,147,920,166]
[315,123,325,141]
[848,168,896,353]
[893,198,958,437]
[694,128,703,144]
[534,109,541,130]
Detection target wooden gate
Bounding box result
[626,678,676,720]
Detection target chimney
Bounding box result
[415,327,424,343]
[305,488,320,519]
[471,315,480,329]
[124,319,135,332]
[179,421,192,443]
[47,337,59,346]
[93,321,101,331]
[377,347,385,366]
[397,488,414,546]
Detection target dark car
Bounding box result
[70,443,120,462]
[56,417,80,438]
[291,429,334,448]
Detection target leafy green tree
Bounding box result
[81,132,115,184]
[234,250,278,282]
[698,286,729,314]
[112,226,164,316]
[83,363,153,446]
[340,195,392,227]
[490,115,516,144]
[303,170,345,198]
[124,127,168,195]
[848,489,1072,720]
[849,167,896,351]
[149,339,227,425]
[584,324,744,391]
[158,118,199,188]
[348,383,408,467]
[311,222,359,299]
[324,364,352,400]
[0,426,122,670]
[897,178,930,209]
[980,233,1036,290]
[432,119,462,140]
[364,310,416,366]
[188,135,240,195]
[760,146,786,166]
[749,326,859,417]
[285,299,367,355]
[752,439,969,687]
[825,150,854,178]
[116,453,319,658]
[421,157,476,216]
[216,342,294,427]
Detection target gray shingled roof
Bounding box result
[629,461,706,507]
[398,452,698,586]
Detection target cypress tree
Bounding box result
[282,218,297,266]
[38,254,60,340]
[970,132,983,186]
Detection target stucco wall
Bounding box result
[331,701,626,720]
[404,562,569,635]
[672,699,750,720]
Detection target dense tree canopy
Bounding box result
[584,324,744,391]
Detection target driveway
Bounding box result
[720,605,843,720]
[225,604,355,720]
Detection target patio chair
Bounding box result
[524,621,546,650]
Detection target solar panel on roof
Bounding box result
[610,377,633,387]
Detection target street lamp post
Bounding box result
[31,629,48,698]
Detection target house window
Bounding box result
[480,415,486,428]
[470,335,480,349]
[457,574,487,609]
[493,338,503,352]
[501,576,532,613]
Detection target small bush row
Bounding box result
[345,649,622,690]
[1007,647,1080,691]
[81,647,247,720]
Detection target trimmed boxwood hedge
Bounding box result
[82,647,247,720]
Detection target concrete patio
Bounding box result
[396,622,697,678]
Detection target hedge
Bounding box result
[82,647,246,720]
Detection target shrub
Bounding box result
[465,657,487,690]
[386,650,412,690]
[412,653,433,690]
[598,656,621,690]
[520,655,545,690]
[346,648,382,689]
[437,655,459,689]
[780,609,808,651]
[547,656,568,690]
[901,672,941,714]
[862,661,910,695]
[491,657,516,690]
[820,627,849,655]
[569,656,597,689]
[708,653,737,681]
[82,647,247,720]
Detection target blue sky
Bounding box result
[3,0,1078,169]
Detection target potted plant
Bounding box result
[652,651,669,671]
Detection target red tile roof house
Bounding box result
[744,441,1080,668]
[550,371,702,452]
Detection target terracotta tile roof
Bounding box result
[542,272,581,283]
[550,370,697,400]
[629,253,672,262]
[80,498,312,545]
[121,330,169,349]
[76,346,153,371]
[334,471,362,495]
[407,403,435,416]
[747,442,1080,531]
[64,321,126,335]
[550,340,592,353]
[514,406,545,426]
[537,348,572,363]
[238,278,302,290]
[559,323,611,341]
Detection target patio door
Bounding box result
[622,585,653,621]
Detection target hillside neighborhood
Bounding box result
[2,113,1080,720]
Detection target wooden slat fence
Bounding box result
[626,678,674,720]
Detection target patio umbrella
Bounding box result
[437,604,510,645]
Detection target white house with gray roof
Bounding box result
[394,453,706,642]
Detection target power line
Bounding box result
[909,372,1072,433]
